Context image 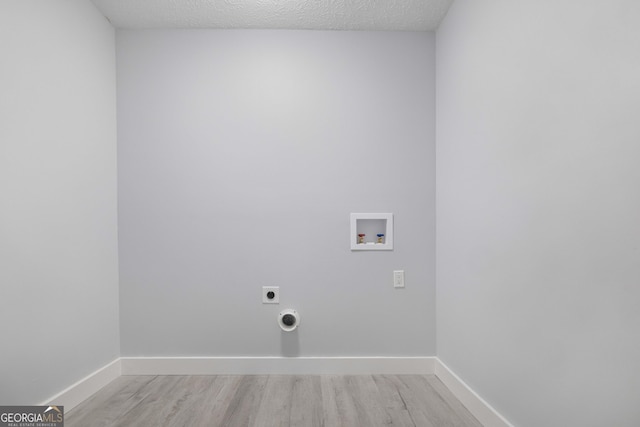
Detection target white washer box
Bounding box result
[350,213,393,251]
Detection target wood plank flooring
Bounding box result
[66,375,482,427]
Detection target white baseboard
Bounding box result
[39,358,121,411]
[37,355,512,426]
[434,358,513,427]
[120,356,436,376]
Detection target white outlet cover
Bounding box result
[263,286,279,304]
[393,270,405,288]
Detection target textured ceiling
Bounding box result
[90,0,454,31]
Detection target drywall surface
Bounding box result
[117,30,436,357]
[91,0,453,31]
[0,1,119,404]
[436,1,640,426]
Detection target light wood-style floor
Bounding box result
[66,375,482,427]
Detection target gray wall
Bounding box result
[436,1,640,426]
[117,30,436,357]
[0,1,119,404]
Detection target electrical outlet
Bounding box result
[393,270,405,288]
[262,286,279,303]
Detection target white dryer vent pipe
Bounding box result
[278,309,300,332]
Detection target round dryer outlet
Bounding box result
[278,309,300,332]
[262,286,279,304]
